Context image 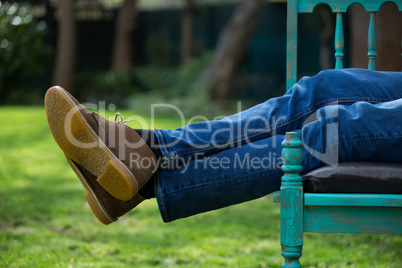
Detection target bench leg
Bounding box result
[281,246,302,268]
[280,132,304,267]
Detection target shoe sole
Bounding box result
[65,155,116,225]
[45,86,138,201]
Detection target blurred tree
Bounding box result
[202,0,266,99]
[53,0,76,91]
[0,1,50,104]
[181,0,195,64]
[112,0,137,72]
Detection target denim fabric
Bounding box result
[153,68,402,222]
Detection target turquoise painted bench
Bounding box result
[273,1,402,267]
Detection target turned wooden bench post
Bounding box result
[280,132,303,267]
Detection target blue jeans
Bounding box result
[153,69,402,222]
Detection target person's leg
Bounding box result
[155,69,402,163]
[45,70,402,224]
[155,99,402,222]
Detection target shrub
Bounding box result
[128,52,244,119]
[74,69,140,107]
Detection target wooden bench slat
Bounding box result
[368,12,377,70]
[304,193,402,207]
[334,12,344,69]
[304,205,402,234]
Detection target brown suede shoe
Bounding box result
[45,86,157,201]
[65,154,144,224]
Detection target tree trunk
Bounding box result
[349,3,402,71]
[181,0,195,64]
[202,0,266,99]
[53,0,76,91]
[112,0,137,72]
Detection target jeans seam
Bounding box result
[156,171,170,222]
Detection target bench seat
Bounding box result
[302,162,402,194]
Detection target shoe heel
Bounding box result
[85,192,115,225]
[96,158,138,201]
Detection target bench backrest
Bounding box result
[286,0,402,90]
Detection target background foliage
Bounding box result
[129,52,231,118]
[0,1,297,107]
[0,2,50,104]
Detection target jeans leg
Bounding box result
[155,135,285,222]
[302,99,402,168]
[155,99,402,222]
[155,69,402,162]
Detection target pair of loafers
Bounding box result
[45,86,157,224]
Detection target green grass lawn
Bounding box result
[0,106,401,267]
